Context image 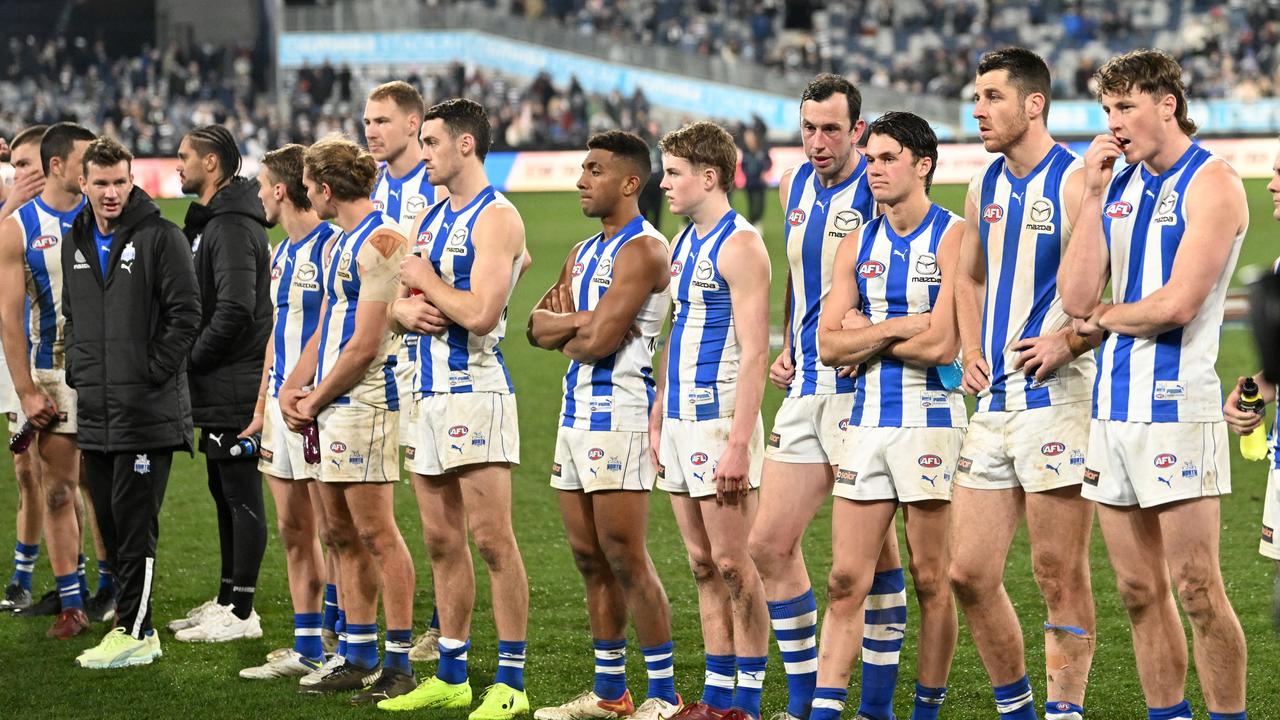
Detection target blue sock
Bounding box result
[994,676,1036,719]
[437,636,470,685]
[294,612,324,661]
[430,605,440,631]
[913,683,947,720]
[593,638,628,701]
[1149,700,1193,719]
[56,572,84,611]
[345,622,379,669]
[386,628,412,673]
[321,584,338,632]
[642,641,678,704]
[96,560,114,596]
[701,654,736,711]
[496,639,527,690]
[11,542,37,590]
[1046,700,1085,719]
[1208,712,1247,720]
[732,656,766,718]
[77,554,89,599]
[809,687,848,720]
[335,610,348,658]
[860,568,906,720]
[768,588,818,718]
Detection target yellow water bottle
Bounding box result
[1239,378,1270,462]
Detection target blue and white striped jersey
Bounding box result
[560,216,669,431]
[849,204,967,428]
[372,160,435,234]
[412,187,521,395]
[970,144,1095,412]
[315,211,407,409]
[14,196,84,371]
[1094,145,1244,423]
[665,210,759,421]
[267,222,338,398]
[783,158,877,397]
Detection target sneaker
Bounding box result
[535,690,634,720]
[351,667,418,705]
[1,583,32,612]
[299,654,346,687]
[299,661,381,695]
[377,675,473,711]
[76,627,162,669]
[634,695,683,720]
[470,683,531,720]
[167,598,219,632]
[240,649,322,679]
[85,588,116,623]
[409,626,441,662]
[14,588,59,617]
[174,604,262,642]
[670,703,726,720]
[48,607,91,639]
[323,627,339,655]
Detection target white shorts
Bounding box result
[395,338,416,445]
[656,415,764,499]
[404,392,520,477]
[0,351,15,416]
[955,402,1090,493]
[7,368,78,434]
[316,402,400,484]
[1081,419,1231,508]
[765,394,851,464]
[834,426,964,503]
[550,426,654,493]
[259,396,315,481]
[1261,465,1280,560]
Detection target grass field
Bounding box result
[2,181,1279,718]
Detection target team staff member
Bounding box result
[170,125,273,642]
[64,136,201,669]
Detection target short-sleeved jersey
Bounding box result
[14,196,84,371]
[412,187,521,395]
[783,157,877,397]
[1094,145,1244,423]
[372,160,435,234]
[665,210,758,421]
[315,211,408,409]
[849,204,967,428]
[268,222,338,398]
[560,216,670,432]
[970,145,1095,412]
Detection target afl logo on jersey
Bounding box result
[1104,201,1133,219]
[690,452,709,466]
[787,208,807,226]
[858,260,885,278]
[31,235,58,250]
[587,448,605,461]
[271,265,283,280]
[572,262,585,276]
[1041,442,1066,456]
[1153,453,1177,469]
[448,425,469,438]
[670,260,682,276]
[416,230,432,250]
[832,210,863,233]
[372,199,385,211]
[983,204,1004,223]
[405,194,427,216]
[918,454,943,468]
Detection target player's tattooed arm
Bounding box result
[884,221,963,367]
[562,235,668,363]
[527,240,590,350]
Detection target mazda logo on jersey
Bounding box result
[858,260,885,278]
[695,260,714,281]
[296,263,317,282]
[587,448,605,461]
[787,208,806,226]
[1153,453,1177,469]
[915,254,939,276]
[449,228,468,246]
[983,204,1004,223]
[448,425,469,438]
[1105,201,1133,219]
[1029,198,1053,223]
[31,235,58,250]
[1158,192,1177,216]
[406,194,427,216]
[918,454,943,468]
[832,210,863,232]
[1041,442,1066,456]
[595,258,612,276]
[690,452,709,465]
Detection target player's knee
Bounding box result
[1114,573,1163,614]
[276,513,315,550]
[687,555,718,586]
[472,528,514,571]
[322,523,357,554]
[1032,551,1068,608]
[1174,569,1221,621]
[949,561,996,605]
[747,530,791,574]
[43,482,75,514]
[826,567,868,604]
[356,525,398,558]
[908,560,948,604]
[570,545,608,582]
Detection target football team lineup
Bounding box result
[3,48,1280,720]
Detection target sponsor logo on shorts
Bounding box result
[690,452,709,466]
[1181,460,1199,478]
[405,446,416,460]
[787,208,806,226]
[1153,453,1177,469]
[1070,449,1085,466]
[349,451,364,466]
[1041,441,1066,456]
[838,418,849,431]
[918,454,943,468]
[836,468,857,485]
[471,432,486,447]
[983,203,1004,223]
[330,442,347,453]
[1104,200,1133,219]
[956,456,972,473]
[921,474,937,487]
[448,425,469,438]
[1264,525,1274,544]
[551,462,562,477]
[261,448,274,461]
[606,456,623,472]
[588,447,606,461]
[767,432,781,448]
[1083,467,1100,486]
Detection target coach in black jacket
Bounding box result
[174,125,273,636]
[63,137,200,661]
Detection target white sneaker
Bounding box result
[299,653,346,687]
[409,626,440,662]
[240,649,323,679]
[173,604,263,642]
[534,689,635,720]
[634,696,683,720]
[166,599,220,632]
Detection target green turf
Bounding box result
[1,183,1278,718]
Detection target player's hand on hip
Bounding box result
[1083,134,1125,196]
[19,391,56,429]
[961,351,991,395]
[1223,376,1264,435]
[769,349,795,391]
[1010,333,1073,381]
[713,443,751,505]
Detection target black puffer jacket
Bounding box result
[182,177,272,430]
[62,187,200,452]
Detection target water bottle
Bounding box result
[1239,378,1269,461]
[228,433,261,458]
[8,421,36,454]
[301,421,320,465]
[937,359,964,392]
